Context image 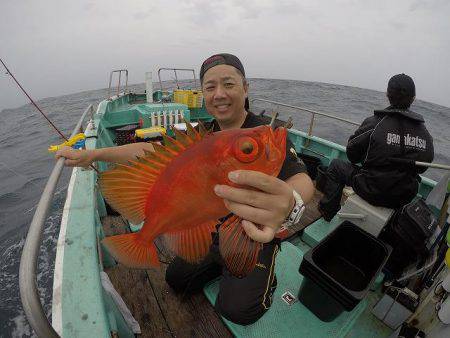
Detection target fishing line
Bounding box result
[0,58,67,141]
[1,58,100,173]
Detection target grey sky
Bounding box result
[1,0,449,111]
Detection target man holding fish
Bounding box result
[56,53,314,325]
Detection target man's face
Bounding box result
[201,64,248,125]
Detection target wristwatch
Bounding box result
[280,190,305,230]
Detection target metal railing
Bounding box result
[250,98,360,137]
[108,69,129,99]
[19,104,94,338]
[157,68,198,91]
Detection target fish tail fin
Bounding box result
[219,215,262,277]
[102,233,159,269]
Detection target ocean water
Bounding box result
[0,79,449,337]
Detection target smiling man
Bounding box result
[56,53,314,325]
[165,53,314,325]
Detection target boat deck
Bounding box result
[103,188,324,337]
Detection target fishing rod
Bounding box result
[1,57,99,173]
[390,158,450,171]
[415,161,450,171]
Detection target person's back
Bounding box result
[347,107,434,207]
[319,73,434,221]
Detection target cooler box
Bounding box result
[337,193,394,237]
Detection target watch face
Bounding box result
[287,190,305,226]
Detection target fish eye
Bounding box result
[241,141,254,154]
[233,137,259,163]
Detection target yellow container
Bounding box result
[188,90,203,108]
[174,89,203,108]
[135,126,166,139]
[173,90,188,106]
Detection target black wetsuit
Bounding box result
[165,111,306,325]
[319,107,434,220]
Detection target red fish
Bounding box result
[99,122,286,276]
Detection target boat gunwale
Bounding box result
[18,104,94,338]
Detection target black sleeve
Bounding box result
[277,137,307,181]
[346,116,378,164]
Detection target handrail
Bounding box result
[250,98,360,137]
[108,69,129,99]
[19,104,94,338]
[157,68,198,91]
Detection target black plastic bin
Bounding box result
[297,153,322,179]
[298,221,391,322]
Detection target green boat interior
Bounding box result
[19,69,450,338]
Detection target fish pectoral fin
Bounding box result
[219,215,262,277]
[163,220,217,264]
[102,233,159,269]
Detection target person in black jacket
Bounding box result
[318,74,434,221]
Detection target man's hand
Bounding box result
[214,170,295,243]
[55,146,95,168]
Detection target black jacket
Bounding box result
[347,107,434,208]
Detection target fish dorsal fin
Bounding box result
[219,215,262,277]
[198,120,208,136]
[151,143,177,161]
[163,220,217,263]
[162,133,186,153]
[99,122,207,224]
[171,126,195,147]
[185,119,201,141]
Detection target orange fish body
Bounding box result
[99,123,286,276]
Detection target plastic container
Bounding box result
[187,90,203,108]
[298,221,391,322]
[337,193,394,237]
[298,153,322,179]
[173,89,189,106]
[135,126,166,139]
[174,89,203,108]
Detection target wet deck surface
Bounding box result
[103,189,323,337]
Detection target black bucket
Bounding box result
[315,165,328,193]
[298,221,391,322]
[297,153,322,179]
